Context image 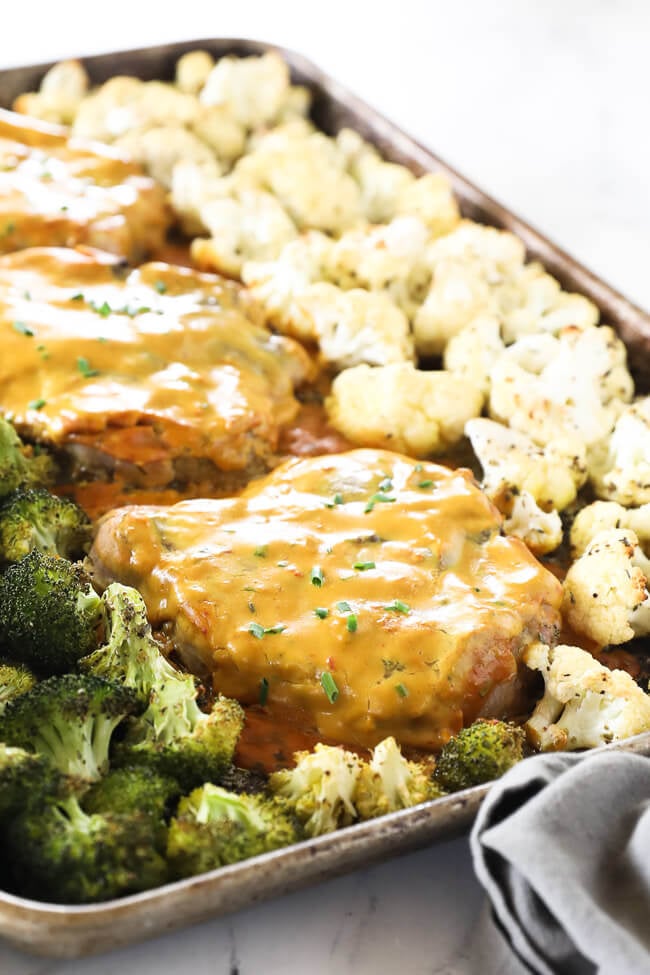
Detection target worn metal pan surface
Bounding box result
[0,38,648,958]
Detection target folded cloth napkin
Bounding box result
[470,750,650,975]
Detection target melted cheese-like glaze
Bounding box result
[90,449,563,751]
[0,247,313,481]
[0,109,169,260]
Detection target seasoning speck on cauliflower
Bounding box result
[524,642,650,750]
[327,363,483,456]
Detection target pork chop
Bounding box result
[89,449,563,751]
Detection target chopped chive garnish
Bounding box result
[378,476,393,492]
[365,491,396,512]
[277,559,289,567]
[77,356,99,378]
[36,344,49,360]
[325,492,344,508]
[395,682,409,698]
[12,321,34,336]
[346,614,358,633]
[418,480,434,489]
[414,463,423,472]
[310,566,324,587]
[336,601,352,614]
[23,290,31,300]
[314,607,329,619]
[385,599,411,615]
[70,293,84,301]
[253,545,267,557]
[321,672,339,703]
[90,300,112,317]
[249,622,286,638]
[154,280,167,294]
[28,399,46,411]
[259,677,269,706]
[353,561,375,571]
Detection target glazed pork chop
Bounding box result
[90,449,563,751]
[0,109,169,260]
[0,247,313,488]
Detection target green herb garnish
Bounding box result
[385,599,411,615]
[314,607,329,619]
[321,672,339,703]
[12,321,34,336]
[253,545,267,558]
[249,622,286,639]
[417,480,434,489]
[353,561,375,571]
[77,356,99,378]
[364,492,396,513]
[336,601,352,614]
[28,399,46,411]
[154,280,167,294]
[310,566,324,587]
[259,677,269,706]
[395,682,409,698]
[346,614,358,633]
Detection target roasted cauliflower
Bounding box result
[524,642,650,750]
[442,315,505,397]
[175,50,215,95]
[465,417,587,511]
[571,500,650,558]
[489,326,634,450]
[589,397,650,506]
[114,125,220,189]
[562,528,650,645]
[13,59,89,125]
[501,491,563,555]
[327,363,483,456]
[199,51,291,128]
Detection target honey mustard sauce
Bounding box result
[90,449,563,753]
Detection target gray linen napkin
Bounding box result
[470,750,650,975]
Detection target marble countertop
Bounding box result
[0,2,648,971]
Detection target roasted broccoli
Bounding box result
[80,583,181,700]
[353,737,444,819]
[0,487,91,564]
[0,673,140,782]
[0,743,64,823]
[0,550,104,673]
[81,583,245,790]
[433,719,525,792]
[83,765,180,822]
[0,661,36,711]
[6,793,168,903]
[167,783,301,878]
[0,416,56,499]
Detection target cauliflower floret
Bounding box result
[241,233,334,340]
[268,742,363,836]
[276,85,312,122]
[353,737,440,819]
[414,221,526,354]
[327,363,483,456]
[465,417,587,511]
[502,491,563,555]
[299,286,414,369]
[199,52,290,128]
[524,642,650,750]
[571,500,650,559]
[353,154,416,224]
[326,217,430,316]
[394,172,460,237]
[175,50,215,94]
[234,129,364,233]
[443,315,505,397]
[497,263,599,343]
[114,125,220,189]
[190,106,246,164]
[562,528,650,645]
[589,397,650,506]
[13,59,89,125]
[170,160,230,235]
[489,326,634,449]
[190,189,298,277]
[73,79,197,142]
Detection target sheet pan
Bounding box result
[0,38,648,957]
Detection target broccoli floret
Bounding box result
[80,583,181,699]
[0,673,140,782]
[354,737,444,819]
[0,743,64,823]
[117,691,244,793]
[83,765,180,821]
[0,488,91,564]
[269,742,364,836]
[0,661,36,711]
[0,417,56,499]
[433,719,525,792]
[6,793,168,903]
[0,550,104,673]
[167,783,301,878]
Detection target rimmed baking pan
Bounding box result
[0,38,649,958]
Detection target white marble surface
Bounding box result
[0,2,648,971]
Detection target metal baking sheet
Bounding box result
[0,38,649,958]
